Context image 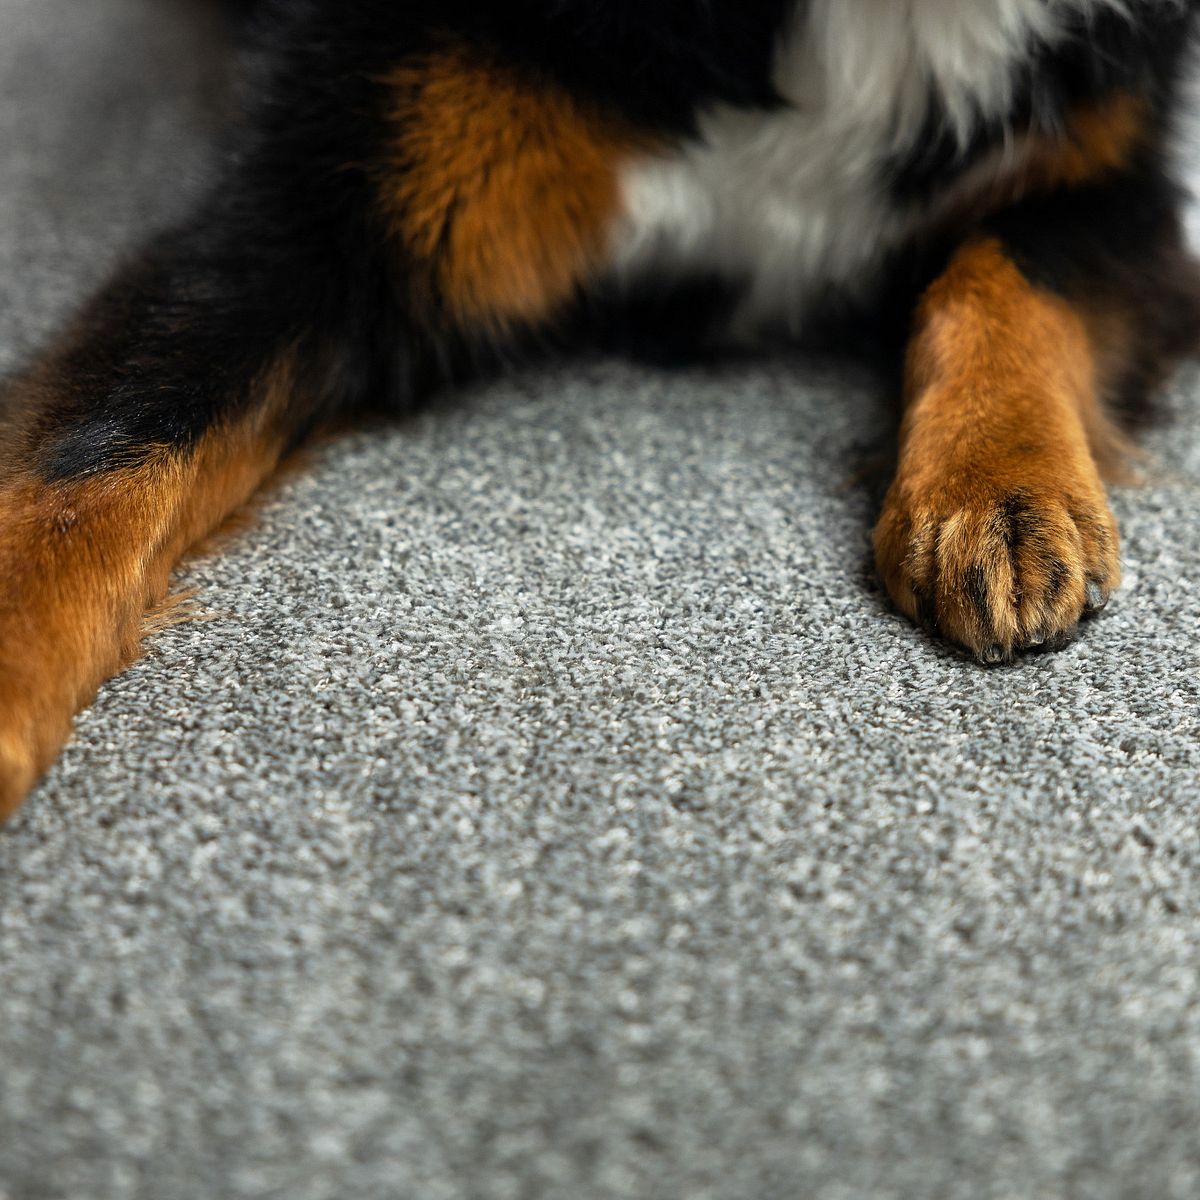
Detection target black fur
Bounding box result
[21,0,1200,485]
[888,0,1198,201]
[988,162,1200,420]
[25,0,808,483]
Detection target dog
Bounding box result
[1,0,1198,815]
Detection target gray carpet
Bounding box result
[3,3,1200,1197]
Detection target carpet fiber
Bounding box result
[3,3,1200,1197]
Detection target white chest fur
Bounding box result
[612,0,1129,335]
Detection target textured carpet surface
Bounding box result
[3,4,1200,1198]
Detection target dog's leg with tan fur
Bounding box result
[876,173,1200,663]
[0,247,328,815]
[0,125,404,815]
[0,392,292,811]
[875,236,1123,661]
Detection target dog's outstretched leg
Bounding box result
[0,19,644,815]
[876,170,1200,661]
[874,236,1123,661]
[0,19,432,813]
[0,210,353,813]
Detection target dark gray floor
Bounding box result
[3,3,1200,1197]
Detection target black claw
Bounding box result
[1084,581,1108,612]
[980,643,1006,665]
[1024,627,1075,656]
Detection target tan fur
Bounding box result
[942,93,1148,235]
[381,45,645,327]
[0,362,296,815]
[875,238,1123,658]
[1026,92,1147,191]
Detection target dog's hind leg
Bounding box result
[0,39,428,814]
[0,212,360,814]
[0,20,647,815]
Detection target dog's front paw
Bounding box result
[874,473,1120,663]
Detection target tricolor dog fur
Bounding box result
[1,0,1199,814]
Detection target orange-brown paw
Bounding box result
[874,476,1120,663]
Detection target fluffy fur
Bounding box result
[0,0,1198,814]
[616,0,1180,328]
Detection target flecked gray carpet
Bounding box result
[3,3,1200,1198]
